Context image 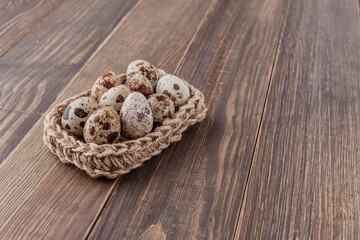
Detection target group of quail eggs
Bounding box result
[61,60,191,144]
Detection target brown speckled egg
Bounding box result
[148,94,175,122]
[127,60,160,88]
[156,74,190,107]
[61,97,98,137]
[125,73,153,97]
[116,73,127,84]
[120,92,153,139]
[99,85,131,112]
[84,107,121,144]
[91,71,123,101]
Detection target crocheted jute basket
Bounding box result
[43,70,207,179]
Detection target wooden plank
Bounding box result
[0,0,65,56]
[235,0,360,239]
[0,0,213,238]
[0,0,140,162]
[88,0,288,239]
[0,109,41,160]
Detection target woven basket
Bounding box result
[43,72,207,179]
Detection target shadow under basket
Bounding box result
[43,82,207,179]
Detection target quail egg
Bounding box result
[127,60,160,89]
[156,74,190,107]
[83,106,121,144]
[148,93,175,122]
[61,97,98,137]
[125,73,153,97]
[119,92,153,139]
[99,85,131,112]
[91,71,123,101]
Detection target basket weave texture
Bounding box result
[43,74,207,179]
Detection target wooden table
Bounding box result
[0,0,359,239]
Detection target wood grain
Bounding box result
[0,0,213,238]
[236,0,360,239]
[0,109,41,160]
[0,0,139,162]
[0,0,65,56]
[88,0,288,239]
[1,0,356,238]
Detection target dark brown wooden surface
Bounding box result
[0,0,359,239]
[88,0,287,238]
[236,0,360,239]
[0,0,65,56]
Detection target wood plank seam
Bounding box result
[84,0,217,237]
[64,0,143,86]
[0,0,68,58]
[0,0,144,167]
[84,177,121,239]
[232,0,291,238]
[175,0,217,77]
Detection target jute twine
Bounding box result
[43,71,207,179]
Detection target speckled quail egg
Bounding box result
[127,60,160,89]
[99,85,131,112]
[156,74,190,107]
[148,94,175,122]
[125,73,153,97]
[91,71,123,101]
[84,107,121,144]
[116,73,127,84]
[119,92,153,139]
[61,97,98,137]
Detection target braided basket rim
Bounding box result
[43,74,207,179]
